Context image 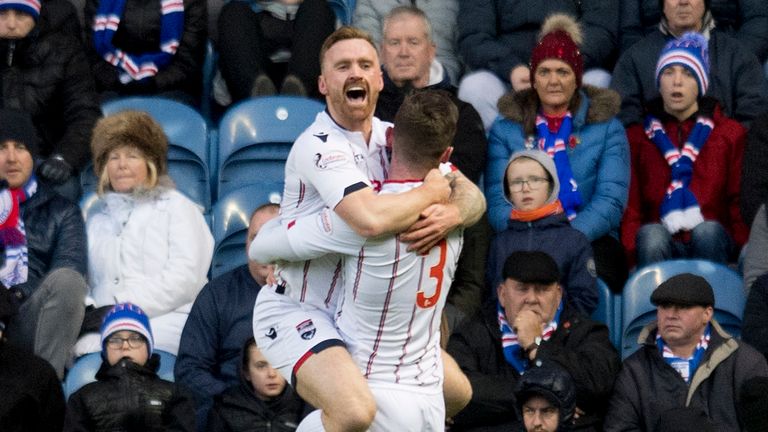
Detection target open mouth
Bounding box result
[345,84,367,103]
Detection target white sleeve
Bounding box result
[294,132,371,209]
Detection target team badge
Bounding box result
[314,151,348,170]
[296,319,316,340]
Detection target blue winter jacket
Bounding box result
[174,265,262,429]
[485,86,630,242]
[487,213,598,316]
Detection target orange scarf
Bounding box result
[510,200,564,222]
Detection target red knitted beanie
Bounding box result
[529,14,584,87]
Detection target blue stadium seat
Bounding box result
[83,97,211,211]
[64,350,176,400]
[620,259,746,359]
[216,96,324,199]
[210,183,283,278]
[590,278,622,349]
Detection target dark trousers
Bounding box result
[592,234,628,293]
[217,0,335,102]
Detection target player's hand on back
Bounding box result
[401,203,461,255]
[423,168,451,204]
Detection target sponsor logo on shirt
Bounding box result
[314,151,348,170]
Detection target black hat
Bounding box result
[0,109,39,158]
[651,273,715,307]
[514,363,576,431]
[502,251,561,285]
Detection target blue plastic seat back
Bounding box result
[620,259,745,359]
[591,278,622,349]
[89,97,211,210]
[210,183,283,278]
[217,96,324,198]
[327,0,354,24]
[64,350,176,400]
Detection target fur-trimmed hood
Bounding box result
[497,85,621,135]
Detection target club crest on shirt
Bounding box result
[314,151,348,170]
[296,319,316,340]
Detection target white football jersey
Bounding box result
[268,180,463,388]
[273,110,391,312]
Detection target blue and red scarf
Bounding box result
[498,300,563,374]
[645,115,713,234]
[656,323,711,383]
[0,176,37,288]
[536,113,582,220]
[93,0,184,83]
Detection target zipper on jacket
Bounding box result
[6,41,14,67]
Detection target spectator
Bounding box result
[215,0,335,105]
[75,111,213,357]
[621,33,747,268]
[742,273,768,361]
[487,149,597,315]
[353,0,461,85]
[447,251,620,431]
[619,0,768,65]
[64,303,196,431]
[0,109,87,379]
[84,0,207,105]
[457,2,619,130]
[0,0,101,201]
[206,338,308,431]
[514,363,577,432]
[176,203,278,428]
[0,279,65,432]
[612,0,768,127]
[741,111,768,227]
[373,5,490,320]
[745,201,768,292]
[485,14,629,292]
[605,273,768,430]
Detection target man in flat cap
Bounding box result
[447,250,620,431]
[605,273,768,431]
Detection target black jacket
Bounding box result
[0,340,65,432]
[375,68,487,185]
[64,355,196,431]
[207,382,307,432]
[741,273,768,362]
[83,0,207,99]
[0,0,100,171]
[741,112,768,226]
[447,302,620,431]
[13,184,87,299]
[605,321,768,431]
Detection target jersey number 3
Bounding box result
[416,239,447,309]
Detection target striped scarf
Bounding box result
[93,0,184,83]
[536,113,582,220]
[498,300,563,374]
[656,323,711,383]
[645,115,713,234]
[0,176,37,288]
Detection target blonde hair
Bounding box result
[96,148,159,195]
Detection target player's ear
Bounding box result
[440,147,454,163]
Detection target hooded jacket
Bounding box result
[621,97,748,262]
[206,341,309,432]
[485,86,630,242]
[605,320,768,431]
[447,301,620,431]
[0,0,101,171]
[486,150,597,315]
[64,355,196,431]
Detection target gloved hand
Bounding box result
[37,154,72,184]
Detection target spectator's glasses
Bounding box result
[508,176,549,192]
[106,334,146,349]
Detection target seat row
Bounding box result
[592,259,746,359]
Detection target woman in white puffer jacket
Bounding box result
[77,110,213,355]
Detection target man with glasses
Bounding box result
[447,251,619,430]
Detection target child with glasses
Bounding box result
[486,150,598,315]
[64,303,195,431]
